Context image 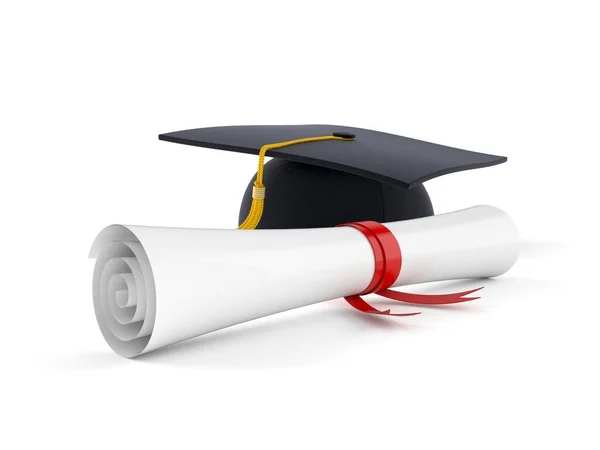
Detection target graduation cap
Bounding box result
[159,125,506,229]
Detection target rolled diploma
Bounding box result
[90,205,519,357]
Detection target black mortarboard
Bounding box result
[159,125,506,229]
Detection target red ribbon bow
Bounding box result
[339,221,483,316]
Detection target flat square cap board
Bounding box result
[158,124,506,189]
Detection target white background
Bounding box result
[2,1,599,448]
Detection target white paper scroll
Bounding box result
[90,205,519,357]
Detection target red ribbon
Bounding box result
[339,221,483,317]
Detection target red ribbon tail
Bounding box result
[344,295,421,317]
[376,287,483,305]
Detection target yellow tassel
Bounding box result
[238,135,355,230]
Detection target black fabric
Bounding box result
[159,124,506,189]
[238,160,434,229]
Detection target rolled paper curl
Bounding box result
[91,228,156,358]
